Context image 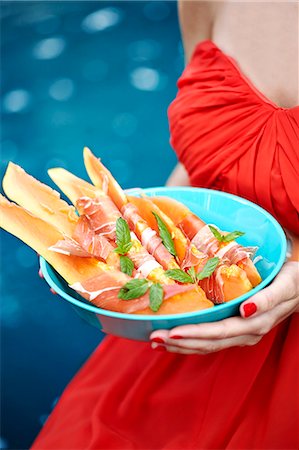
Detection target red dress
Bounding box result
[32,41,299,449]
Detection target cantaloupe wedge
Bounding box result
[219,265,253,301]
[0,194,101,284]
[83,147,127,210]
[151,196,203,234]
[127,195,188,264]
[2,162,78,237]
[136,289,213,315]
[48,167,104,206]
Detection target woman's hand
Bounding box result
[150,262,299,355]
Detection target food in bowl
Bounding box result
[0,148,262,316]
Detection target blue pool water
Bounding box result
[0,2,182,448]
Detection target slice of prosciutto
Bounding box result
[50,216,116,262]
[73,215,116,261]
[76,196,121,239]
[191,224,219,256]
[48,235,91,257]
[215,241,257,265]
[121,203,177,269]
[70,271,150,313]
[198,266,225,304]
[128,248,161,278]
[181,244,208,271]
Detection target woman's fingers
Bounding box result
[240,262,299,318]
[152,334,262,355]
[151,298,297,342]
[150,262,299,355]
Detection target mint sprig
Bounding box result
[114,217,133,255]
[120,255,134,276]
[209,225,245,243]
[118,279,165,312]
[114,217,134,274]
[152,212,177,257]
[166,257,220,285]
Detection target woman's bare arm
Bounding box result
[178,1,215,63]
[166,163,190,186]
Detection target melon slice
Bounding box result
[0,194,101,285]
[2,162,77,237]
[83,147,127,210]
[48,168,103,206]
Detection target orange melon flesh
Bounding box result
[2,162,78,237]
[83,147,127,210]
[220,265,253,302]
[151,196,192,226]
[237,258,262,287]
[48,168,104,207]
[135,289,214,315]
[0,194,214,315]
[127,195,188,264]
[0,194,103,285]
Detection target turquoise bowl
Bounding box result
[40,187,287,341]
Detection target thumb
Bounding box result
[240,262,298,318]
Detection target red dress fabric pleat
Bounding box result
[32,41,299,449]
[168,41,299,234]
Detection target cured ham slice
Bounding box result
[181,244,208,271]
[191,225,220,256]
[127,195,188,263]
[70,272,151,313]
[122,203,179,270]
[199,264,253,303]
[76,196,120,239]
[49,236,92,257]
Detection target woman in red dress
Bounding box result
[32,2,299,449]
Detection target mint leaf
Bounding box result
[208,225,223,242]
[222,231,245,242]
[197,257,220,281]
[165,269,193,284]
[120,255,134,276]
[152,212,177,257]
[187,266,196,281]
[114,242,133,255]
[114,217,132,255]
[149,283,164,312]
[118,279,149,300]
[209,225,245,243]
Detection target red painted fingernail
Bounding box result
[50,288,57,295]
[153,345,166,351]
[170,335,183,340]
[38,268,44,279]
[243,302,257,317]
[151,337,165,344]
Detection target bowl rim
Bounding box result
[40,187,287,321]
